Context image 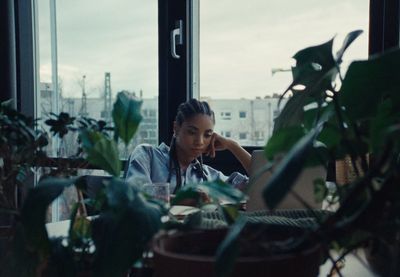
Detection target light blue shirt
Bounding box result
[125,143,248,193]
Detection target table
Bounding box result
[46,212,378,277]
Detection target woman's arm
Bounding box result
[125,145,153,185]
[206,133,251,175]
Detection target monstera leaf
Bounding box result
[275,31,362,133]
[112,91,143,146]
[339,48,400,122]
[263,124,324,209]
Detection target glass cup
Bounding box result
[143,182,170,205]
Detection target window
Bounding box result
[254,131,264,140]
[199,0,369,146]
[35,0,158,221]
[225,131,231,138]
[239,132,247,140]
[220,111,232,120]
[36,0,159,159]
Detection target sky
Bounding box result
[37,0,369,100]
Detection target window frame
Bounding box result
[4,0,399,176]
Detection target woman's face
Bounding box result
[174,114,214,160]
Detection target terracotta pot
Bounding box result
[152,228,321,277]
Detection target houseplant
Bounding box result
[0,99,49,255]
[215,29,400,276]
[0,91,164,277]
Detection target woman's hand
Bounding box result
[205,132,252,174]
[205,133,233,158]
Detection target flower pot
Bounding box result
[152,228,321,277]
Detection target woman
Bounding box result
[125,98,251,196]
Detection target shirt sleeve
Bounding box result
[125,145,153,188]
[203,165,249,191]
[224,172,249,191]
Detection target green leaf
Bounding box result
[339,48,400,122]
[80,130,121,177]
[317,122,341,149]
[335,30,363,63]
[104,178,134,210]
[21,178,76,255]
[263,126,322,209]
[292,37,336,88]
[92,179,162,277]
[313,178,328,203]
[369,99,398,154]
[112,91,143,146]
[265,126,305,160]
[215,217,247,277]
[273,93,313,132]
[171,188,201,206]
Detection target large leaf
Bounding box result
[273,92,314,132]
[92,178,162,277]
[335,30,363,63]
[339,48,400,122]
[21,178,76,255]
[80,130,121,177]
[292,38,336,88]
[369,99,399,154]
[215,217,247,277]
[112,91,143,146]
[263,125,322,209]
[265,126,305,160]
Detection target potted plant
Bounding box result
[0,91,164,277]
[215,29,400,276]
[152,180,325,277]
[151,30,400,277]
[0,100,49,250]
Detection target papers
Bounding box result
[169,205,200,220]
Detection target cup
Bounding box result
[143,182,170,205]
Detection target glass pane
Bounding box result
[200,0,369,146]
[37,0,158,159]
[36,0,158,221]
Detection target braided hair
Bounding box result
[167,99,215,193]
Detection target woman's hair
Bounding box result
[174,98,215,126]
[168,99,214,193]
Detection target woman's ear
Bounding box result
[173,121,179,136]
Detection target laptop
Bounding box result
[246,150,326,211]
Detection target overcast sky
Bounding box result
[37,0,369,99]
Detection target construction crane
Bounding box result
[79,75,88,117]
[101,72,112,124]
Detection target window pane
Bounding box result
[37,0,158,158]
[200,1,369,146]
[36,0,158,221]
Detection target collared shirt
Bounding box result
[125,143,248,193]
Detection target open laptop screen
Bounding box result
[246,150,326,211]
